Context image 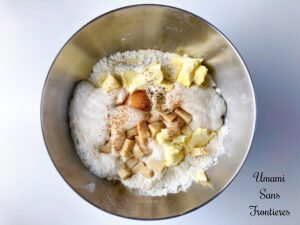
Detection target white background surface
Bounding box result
[1,1,299,225]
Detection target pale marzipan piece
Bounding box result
[126,127,138,139]
[140,166,154,178]
[120,139,135,158]
[131,161,146,174]
[166,116,186,130]
[148,121,165,137]
[126,157,139,169]
[191,147,208,157]
[158,111,177,123]
[147,160,165,173]
[194,170,208,183]
[174,107,192,123]
[118,167,131,180]
[137,120,150,139]
[133,144,144,158]
[134,135,151,155]
[99,142,111,153]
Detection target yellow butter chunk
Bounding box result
[119,70,147,92]
[145,63,164,85]
[101,75,120,93]
[156,132,166,145]
[156,130,186,167]
[177,57,203,87]
[162,55,183,82]
[187,128,215,148]
[160,81,174,91]
[194,170,208,183]
[193,65,208,86]
[164,143,185,167]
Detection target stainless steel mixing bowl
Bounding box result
[41,4,256,219]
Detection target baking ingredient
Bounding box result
[69,49,227,196]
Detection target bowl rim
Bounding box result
[40,3,257,220]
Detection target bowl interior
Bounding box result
[41,5,256,219]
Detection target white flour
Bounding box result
[69,49,228,196]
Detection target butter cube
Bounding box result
[193,65,208,86]
[191,147,208,157]
[177,57,202,87]
[101,75,120,93]
[145,63,164,85]
[164,143,185,167]
[187,128,216,148]
[194,170,208,183]
[120,70,147,92]
[160,81,174,91]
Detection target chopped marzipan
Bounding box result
[140,166,154,178]
[147,160,165,173]
[131,161,146,174]
[159,128,179,140]
[191,147,208,157]
[194,170,208,183]
[174,107,192,123]
[158,111,177,123]
[137,120,150,139]
[148,121,165,137]
[126,157,139,169]
[120,139,135,158]
[99,142,111,153]
[166,116,186,130]
[135,135,151,155]
[118,167,131,179]
[126,127,138,139]
[133,144,144,158]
